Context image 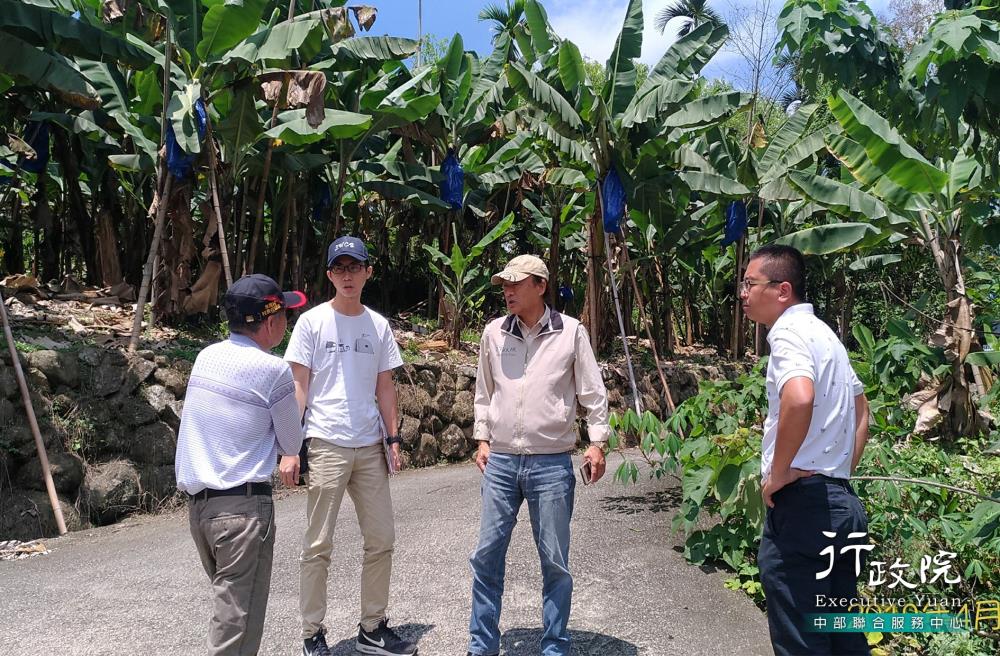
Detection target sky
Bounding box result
[366,0,896,92]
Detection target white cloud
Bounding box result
[545,0,687,66]
[546,0,807,89]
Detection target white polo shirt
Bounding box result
[761,303,864,480]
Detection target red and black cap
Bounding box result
[223,274,307,325]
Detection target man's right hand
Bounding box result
[279,455,300,487]
[475,441,490,473]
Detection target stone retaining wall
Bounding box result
[1,346,188,539]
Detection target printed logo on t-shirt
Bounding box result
[498,345,518,356]
[323,335,376,356]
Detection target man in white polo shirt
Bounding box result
[175,274,307,656]
[740,245,871,656]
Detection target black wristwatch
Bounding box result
[385,435,403,446]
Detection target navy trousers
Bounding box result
[758,475,871,656]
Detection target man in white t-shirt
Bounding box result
[740,244,871,656]
[282,236,417,656]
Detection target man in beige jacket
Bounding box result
[466,255,609,656]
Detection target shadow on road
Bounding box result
[600,488,682,515]
[501,627,639,655]
[325,623,434,655]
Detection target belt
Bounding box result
[188,482,272,501]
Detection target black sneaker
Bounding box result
[303,627,332,656]
[356,618,417,655]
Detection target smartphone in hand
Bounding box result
[579,460,593,486]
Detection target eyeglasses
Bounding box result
[738,279,782,294]
[329,262,366,274]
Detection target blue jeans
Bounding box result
[468,452,576,656]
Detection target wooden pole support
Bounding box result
[0,290,68,535]
[129,173,174,352]
[619,237,677,415]
[203,113,233,288]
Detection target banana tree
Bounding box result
[423,212,515,348]
[0,0,156,284]
[502,0,753,351]
[780,90,997,437]
[119,2,433,310]
[308,44,439,241]
[0,0,153,108]
[773,0,1000,437]
[426,32,517,315]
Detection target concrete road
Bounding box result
[0,454,772,656]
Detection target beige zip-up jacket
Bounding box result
[473,306,610,454]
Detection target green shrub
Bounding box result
[610,349,1000,652]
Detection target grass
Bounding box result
[460,327,482,344]
[409,315,439,332]
[401,340,422,363]
[163,336,209,363]
[51,396,96,455]
[13,341,43,354]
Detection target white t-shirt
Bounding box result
[761,303,864,480]
[284,303,403,447]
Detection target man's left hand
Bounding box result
[391,443,403,472]
[762,467,814,508]
[583,445,606,484]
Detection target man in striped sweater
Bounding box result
[175,274,307,656]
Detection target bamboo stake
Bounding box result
[753,199,765,355]
[150,248,161,327]
[731,233,746,357]
[0,290,67,535]
[128,174,174,352]
[618,237,677,415]
[150,21,173,328]
[246,133,277,273]
[602,230,640,415]
[278,174,295,285]
[585,215,600,352]
[596,181,640,414]
[246,87,286,274]
[233,182,249,275]
[203,113,233,288]
[546,189,562,307]
[651,256,675,354]
[294,198,307,292]
[591,179,647,415]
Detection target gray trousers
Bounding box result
[189,493,275,656]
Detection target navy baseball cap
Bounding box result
[223,274,307,325]
[327,236,369,267]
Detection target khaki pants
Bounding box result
[189,493,275,656]
[300,440,395,638]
